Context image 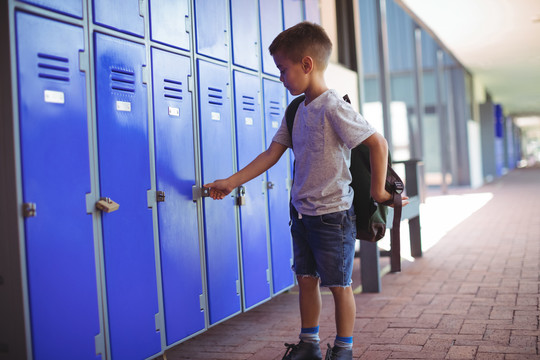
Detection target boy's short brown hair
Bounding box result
[269,21,332,69]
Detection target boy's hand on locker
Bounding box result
[204,179,234,200]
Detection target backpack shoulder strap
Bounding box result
[285,95,306,140]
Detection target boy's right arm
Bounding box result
[204,141,288,200]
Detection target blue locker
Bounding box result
[233,71,270,309]
[150,0,191,50]
[304,0,321,24]
[194,0,229,61]
[93,0,145,37]
[20,0,83,18]
[15,12,100,359]
[283,0,304,29]
[262,79,294,294]
[151,48,205,345]
[230,0,259,70]
[94,33,160,359]
[197,60,241,324]
[259,0,283,76]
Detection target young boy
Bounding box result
[204,22,394,360]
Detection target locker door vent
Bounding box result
[110,67,135,93]
[269,100,281,117]
[242,96,255,112]
[207,87,223,106]
[163,79,183,100]
[37,53,70,82]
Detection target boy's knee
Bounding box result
[328,285,353,296]
[297,275,320,289]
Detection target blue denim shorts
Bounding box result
[290,204,357,287]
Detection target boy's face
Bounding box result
[272,51,308,96]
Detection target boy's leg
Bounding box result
[297,275,322,328]
[284,205,323,359]
[307,206,356,359]
[328,286,355,337]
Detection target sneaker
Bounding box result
[282,341,322,360]
[324,344,353,360]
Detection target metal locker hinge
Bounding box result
[78,51,89,72]
[23,203,36,218]
[286,178,293,191]
[138,0,146,17]
[156,191,165,202]
[236,186,246,206]
[155,313,163,332]
[199,294,205,311]
[85,193,94,214]
[185,15,190,34]
[95,333,105,357]
[147,190,155,208]
[266,269,271,283]
[236,280,241,295]
[96,197,119,213]
[192,186,210,202]
[188,75,194,92]
[141,65,149,85]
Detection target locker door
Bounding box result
[150,0,190,50]
[15,12,100,360]
[93,0,145,37]
[230,0,259,70]
[283,0,304,29]
[233,71,270,309]
[94,33,160,359]
[259,0,282,76]
[304,0,321,24]
[20,0,83,18]
[151,48,205,345]
[197,60,241,324]
[194,0,229,62]
[263,79,294,294]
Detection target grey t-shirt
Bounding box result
[272,89,376,216]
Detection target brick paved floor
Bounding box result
[161,166,540,360]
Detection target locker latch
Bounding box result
[23,203,36,218]
[236,186,246,206]
[96,197,120,213]
[192,186,211,202]
[156,191,165,203]
[267,181,274,190]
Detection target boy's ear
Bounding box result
[301,56,314,74]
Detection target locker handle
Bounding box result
[192,186,210,202]
[96,197,120,213]
[236,186,246,206]
[23,203,37,218]
[267,181,274,190]
[156,191,165,202]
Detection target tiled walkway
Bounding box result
[162,166,540,359]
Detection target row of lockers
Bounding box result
[16,0,317,77]
[15,3,298,359]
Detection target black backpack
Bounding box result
[285,94,404,272]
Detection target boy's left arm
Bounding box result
[362,132,409,206]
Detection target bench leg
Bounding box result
[359,240,381,293]
[409,216,422,258]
